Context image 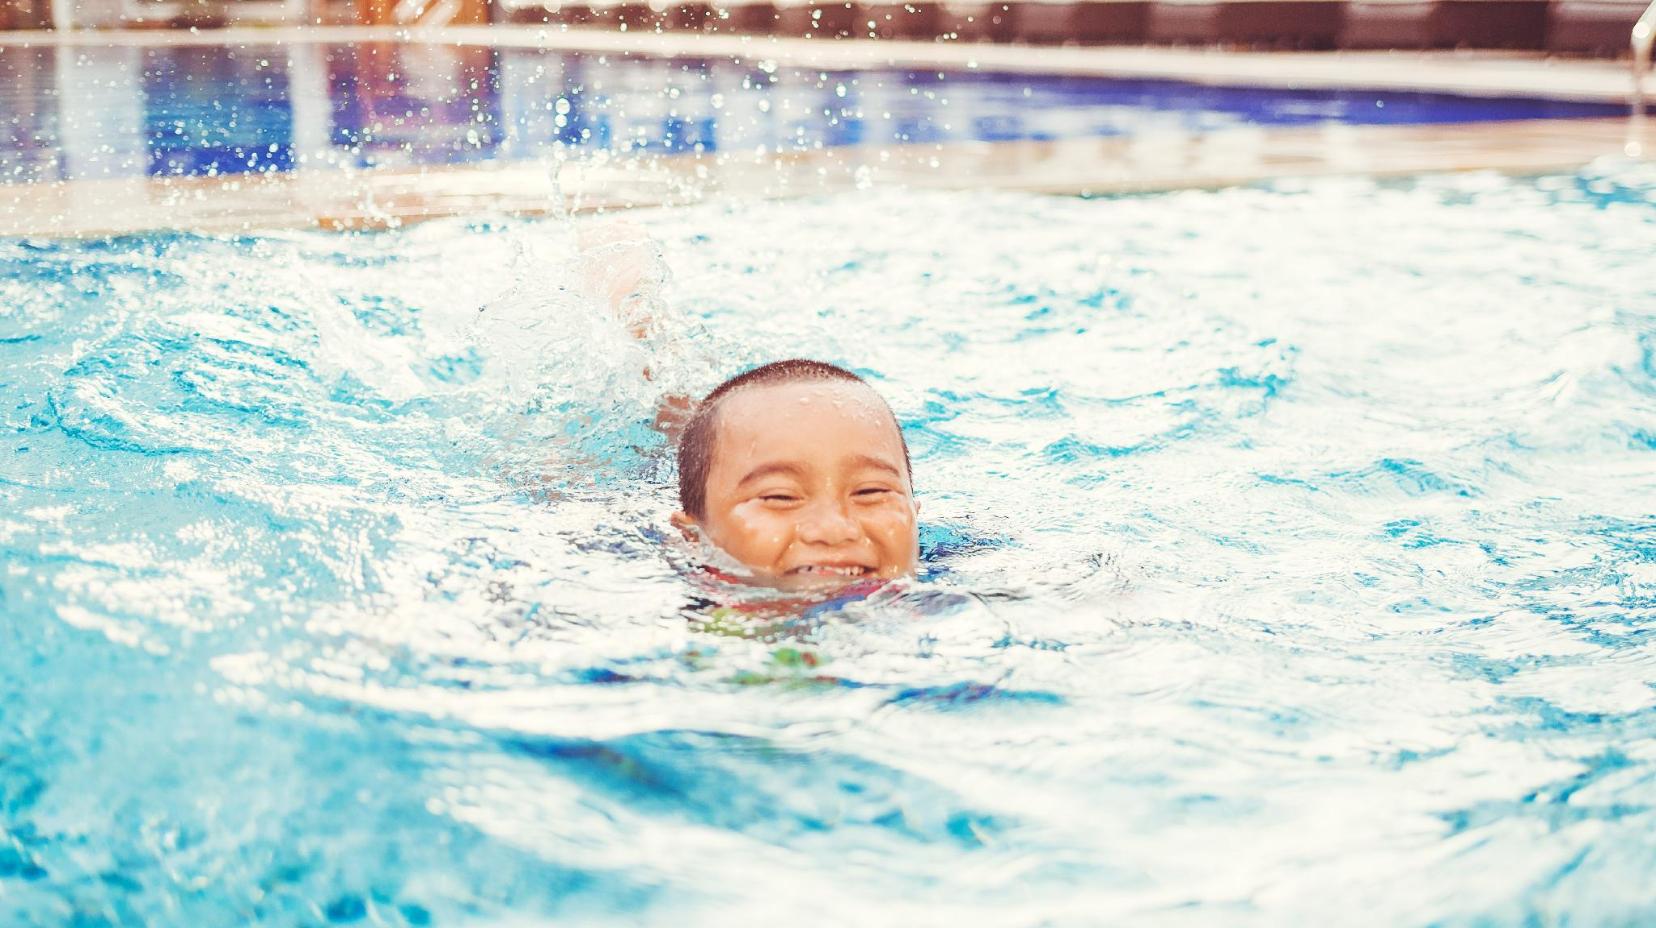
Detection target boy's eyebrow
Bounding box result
[734,455,901,488]
[849,454,902,476]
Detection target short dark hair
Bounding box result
[675,359,911,520]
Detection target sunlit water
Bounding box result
[3,164,1656,925]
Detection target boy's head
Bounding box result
[672,360,918,588]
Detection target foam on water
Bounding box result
[2,164,1655,925]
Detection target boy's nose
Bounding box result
[796,499,860,545]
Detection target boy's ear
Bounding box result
[669,511,699,539]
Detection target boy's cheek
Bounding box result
[865,508,920,565]
[724,501,780,538]
[869,502,919,534]
[714,505,791,560]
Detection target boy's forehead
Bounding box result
[711,380,903,457]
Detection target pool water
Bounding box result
[2,164,1656,924]
[0,41,1628,183]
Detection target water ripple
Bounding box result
[2,166,1655,924]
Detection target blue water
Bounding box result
[3,161,1655,924]
[0,41,1627,183]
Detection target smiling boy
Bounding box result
[573,224,919,589]
[670,360,919,590]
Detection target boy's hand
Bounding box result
[653,393,694,443]
[576,220,663,340]
[577,221,695,439]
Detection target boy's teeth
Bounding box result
[798,565,865,576]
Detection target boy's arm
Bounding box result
[652,393,694,444]
[576,220,661,340]
[576,221,694,442]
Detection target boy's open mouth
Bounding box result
[787,564,874,578]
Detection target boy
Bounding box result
[671,359,919,590]
[575,224,919,590]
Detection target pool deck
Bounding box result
[1,26,1650,236]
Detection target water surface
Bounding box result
[2,164,1655,924]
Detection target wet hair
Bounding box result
[676,359,912,520]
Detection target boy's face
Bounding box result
[673,380,919,589]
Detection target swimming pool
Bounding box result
[3,150,1655,923]
[0,41,1628,183]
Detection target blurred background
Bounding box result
[0,0,1646,56]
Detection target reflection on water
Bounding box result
[1,47,59,182]
[327,43,505,165]
[0,41,1627,183]
[144,44,296,176]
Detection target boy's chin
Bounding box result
[766,569,884,593]
[677,535,910,594]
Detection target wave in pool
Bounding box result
[2,163,1655,925]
